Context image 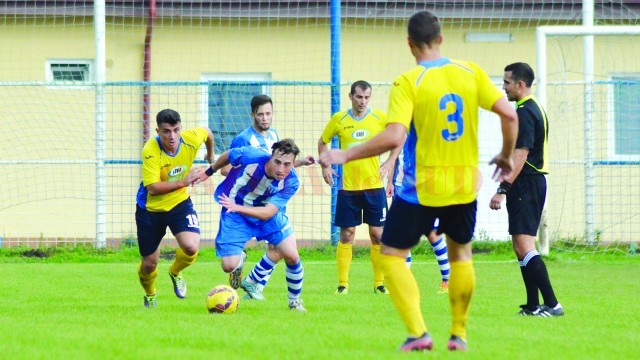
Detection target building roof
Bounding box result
[1,1,639,21]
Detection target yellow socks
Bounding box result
[169,248,198,276]
[448,260,475,340]
[138,263,158,296]
[370,244,384,287]
[380,254,427,337]
[336,242,352,287]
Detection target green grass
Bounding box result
[1,246,639,359]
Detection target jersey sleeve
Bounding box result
[230,133,248,149]
[229,146,268,167]
[387,75,414,130]
[228,147,244,167]
[141,144,161,187]
[269,174,300,210]
[516,107,535,150]
[474,63,504,111]
[321,116,339,144]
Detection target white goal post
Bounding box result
[536,25,640,249]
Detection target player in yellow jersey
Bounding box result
[135,109,214,308]
[320,11,518,352]
[318,80,393,295]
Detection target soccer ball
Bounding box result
[206,285,239,314]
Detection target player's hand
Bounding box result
[489,193,505,210]
[489,153,514,182]
[186,167,204,185]
[297,155,316,167]
[204,151,215,165]
[192,167,212,185]
[385,182,395,198]
[319,149,348,167]
[321,166,337,186]
[218,194,239,212]
[379,160,393,179]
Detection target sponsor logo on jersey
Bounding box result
[168,165,186,177]
[352,129,369,140]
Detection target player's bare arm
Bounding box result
[147,166,204,195]
[489,148,529,210]
[380,141,404,179]
[294,155,316,168]
[203,127,215,164]
[317,137,337,186]
[319,123,405,166]
[489,97,518,182]
[385,161,397,198]
[194,150,230,184]
[219,194,279,220]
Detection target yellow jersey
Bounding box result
[388,58,503,206]
[321,109,386,191]
[137,127,209,212]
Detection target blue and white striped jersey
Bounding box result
[230,126,280,153]
[214,146,299,224]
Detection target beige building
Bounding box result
[1,1,639,246]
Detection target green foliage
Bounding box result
[1,239,634,263]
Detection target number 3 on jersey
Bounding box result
[440,93,464,141]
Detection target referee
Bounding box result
[490,62,563,317]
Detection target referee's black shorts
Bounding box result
[506,175,547,236]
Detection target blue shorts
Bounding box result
[506,175,547,236]
[135,198,200,257]
[215,210,293,257]
[381,196,476,249]
[334,188,387,227]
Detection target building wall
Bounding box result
[1,17,639,243]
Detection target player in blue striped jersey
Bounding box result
[197,138,306,311]
[222,95,314,298]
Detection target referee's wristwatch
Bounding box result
[497,181,511,195]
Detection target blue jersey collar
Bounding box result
[348,108,371,121]
[418,57,451,69]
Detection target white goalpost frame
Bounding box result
[536,23,640,246]
[94,0,106,248]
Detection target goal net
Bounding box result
[1,1,638,254]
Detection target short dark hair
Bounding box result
[271,138,300,158]
[350,80,371,95]
[250,95,273,114]
[505,62,535,87]
[408,10,441,48]
[156,109,181,126]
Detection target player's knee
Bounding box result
[221,263,235,273]
[368,227,383,244]
[283,253,300,265]
[141,259,157,273]
[220,258,240,273]
[267,247,283,262]
[339,228,355,243]
[181,244,199,256]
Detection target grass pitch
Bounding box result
[1,247,639,359]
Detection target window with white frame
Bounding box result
[201,73,271,154]
[46,59,93,87]
[609,75,640,160]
